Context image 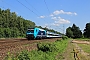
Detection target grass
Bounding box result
[74,38,90,41]
[5,38,69,60]
[76,43,90,60]
[78,44,90,53]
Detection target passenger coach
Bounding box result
[26,27,61,40]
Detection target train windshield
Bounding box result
[27,29,34,33]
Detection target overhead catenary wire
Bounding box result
[0,6,5,9]
[44,0,50,14]
[24,0,52,29]
[1,0,60,33]
[16,0,39,17]
[44,0,63,33]
[1,0,38,27]
[16,0,42,26]
[54,24,65,34]
[25,0,40,14]
[17,0,48,25]
[1,0,27,16]
[1,0,48,27]
[44,0,53,29]
[1,0,10,9]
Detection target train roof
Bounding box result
[47,31,60,35]
[28,27,46,31]
[39,28,45,31]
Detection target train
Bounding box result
[26,27,61,40]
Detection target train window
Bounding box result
[37,30,41,35]
[36,29,37,32]
[42,31,45,35]
[27,29,34,33]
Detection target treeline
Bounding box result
[0,8,35,38]
[37,26,61,34]
[0,8,61,38]
[66,23,90,38]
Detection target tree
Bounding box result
[0,8,36,38]
[66,24,82,38]
[83,23,90,38]
[0,8,60,38]
[66,27,73,38]
[0,28,4,38]
[71,24,82,38]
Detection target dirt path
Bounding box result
[73,43,90,60]
[0,38,60,60]
[62,40,75,60]
[63,40,90,60]
[72,40,90,60]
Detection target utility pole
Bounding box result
[63,24,65,35]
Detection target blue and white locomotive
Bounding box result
[26,27,47,40]
[26,27,61,40]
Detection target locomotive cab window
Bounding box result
[27,29,34,33]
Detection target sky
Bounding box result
[0,0,90,34]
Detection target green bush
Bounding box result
[37,42,58,52]
[4,52,15,60]
[62,36,68,40]
[17,50,30,60]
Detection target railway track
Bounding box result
[0,38,60,60]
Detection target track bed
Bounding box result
[0,38,60,60]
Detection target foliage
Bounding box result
[0,8,61,38]
[4,52,15,60]
[78,44,90,53]
[83,23,90,38]
[66,24,82,38]
[66,27,73,38]
[4,51,30,60]
[0,8,35,38]
[37,42,58,52]
[62,36,68,40]
[17,50,30,60]
[36,26,61,34]
[5,39,69,60]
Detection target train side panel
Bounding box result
[35,28,47,39]
[26,28,47,40]
[26,27,61,40]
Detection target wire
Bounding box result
[17,0,50,28]
[0,6,5,9]
[0,0,8,9]
[24,0,52,28]
[1,0,24,15]
[16,0,39,17]
[25,0,40,14]
[44,0,50,14]
[1,0,59,32]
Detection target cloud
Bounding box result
[51,16,70,26]
[55,17,70,24]
[51,17,57,20]
[52,10,77,16]
[40,10,75,27]
[50,14,54,17]
[42,16,70,27]
[55,19,70,24]
[42,24,52,29]
[51,23,60,26]
[74,12,77,15]
[53,10,63,15]
[38,15,45,18]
